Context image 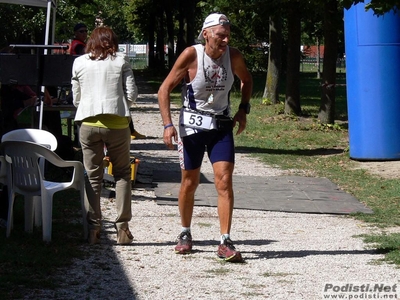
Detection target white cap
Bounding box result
[197,13,230,41]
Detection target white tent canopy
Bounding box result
[0,0,54,7]
[0,0,57,44]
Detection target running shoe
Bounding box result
[175,231,193,254]
[217,238,243,262]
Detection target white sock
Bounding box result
[181,227,191,233]
[221,234,230,244]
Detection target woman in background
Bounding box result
[72,27,138,244]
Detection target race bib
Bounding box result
[182,110,213,130]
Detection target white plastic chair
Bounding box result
[1,128,57,150]
[1,128,58,227]
[1,140,88,242]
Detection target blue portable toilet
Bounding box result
[344,2,400,160]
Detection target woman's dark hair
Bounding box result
[85,27,119,60]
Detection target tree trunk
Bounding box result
[147,12,155,69]
[185,0,196,46]
[316,37,321,79]
[155,4,165,70]
[165,1,175,69]
[176,3,186,56]
[263,15,282,104]
[285,0,301,115]
[318,0,338,124]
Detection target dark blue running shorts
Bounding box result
[178,129,235,170]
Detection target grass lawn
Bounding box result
[234,71,400,265]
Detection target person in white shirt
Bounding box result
[72,26,138,245]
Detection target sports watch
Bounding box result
[239,103,251,114]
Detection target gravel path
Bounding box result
[33,94,399,300]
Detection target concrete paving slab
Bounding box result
[153,171,373,215]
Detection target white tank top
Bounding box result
[179,44,234,137]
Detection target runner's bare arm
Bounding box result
[230,47,253,135]
[158,47,197,148]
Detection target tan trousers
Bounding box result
[80,124,132,231]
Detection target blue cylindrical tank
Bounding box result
[344,2,400,160]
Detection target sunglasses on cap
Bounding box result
[219,20,230,26]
